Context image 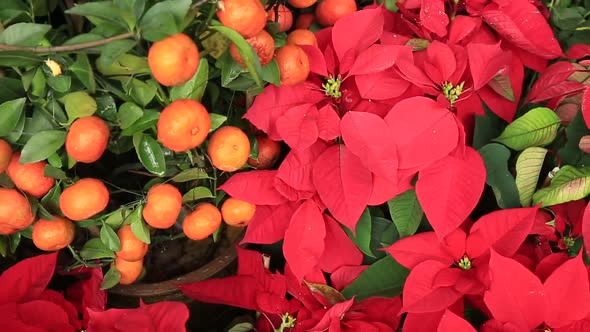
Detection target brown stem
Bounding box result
[191,0,213,10]
[0,32,135,53]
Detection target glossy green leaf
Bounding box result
[473,108,506,150]
[0,236,7,257]
[387,189,422,238]
[5,111,25,143]
[0,51,43,67]
[46,75,71,93]
[0,98,25,136]
[96,53,150,76]
[494,107,561,151]
[20,130,66,164]
[133,133,166,176]
[0,23,51,46]
[344,208,373,257]
[0,78,24,102]
[182,186,215,203]
[100,265,122,290]
[210,24,263,88]
[80,238,115,260]
[9,232,21,253]
[105,208,129,229]
[43,165,67,180]
[341,256,409,301]
[261,60,280,86]
[129,206,150,244]
[61,91,97,123]
[171,168,211,182]
[478,143,521,208]
[40,184,61,213]
[70,53,96,93]
[515,147,548,206]
[120,110,159,136]
[96,39,137,68]
[100,223,121,251]
[125,78,156,107]
[139,0,191,41]
[209,114,227,132]
[170,58,209,101]
[65,2,126,29]
[558,110,590,167]
[532,165,590,207]
[228,323,255,332]
[118,102,143,129]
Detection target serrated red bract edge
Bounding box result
[416,147,486,239]
[219,170,287,205]
[483,250,545,330]
[319,214,363,273]
[437,310,477,332]
[0,252,57,304]
[283,200,327,283]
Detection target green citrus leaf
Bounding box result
[341,256,409,301]
[118,102,143,129]
[532,165,590,207]
[133,133,166,176]
[209,113,227,132]
[0,51,43,67]
[515,147,548,206]
[100,223,121,251]
[170,58,209,101]
[80,238,115,260]
[60,91,97,123]
[0,23,51,46]
[120,109,159,136]
[494,107,561,151]
[20,130,66,164]
[130,206,150,244]
[65,2,127,29]
[171,168,211,182]
[100,265,122,290]
[0,97,26,136]
[387,189,423,238]
[46,75,71,93]
[182,186,214,203]
[43,164,67,180]
[70,53,96,93]
[478,143,521,208]
[139,0,191,42]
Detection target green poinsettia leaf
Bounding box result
[532,165,590,207]
[387,189,422,238]
[478,143,521,209]
[515,147,548,207]
[494,107,560,151]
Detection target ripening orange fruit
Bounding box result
[59,178,110,221]
[0,188,34,235]
[148,33,200,87]
[7,153,55,198]
[66,116,110,163]
[182,203,222,240]
[32,216,76,251]
[217,0,267,38]
[221,197,256,227]
[267,4,293,32]
[288,0,317,9]
[275,44,310,86]
[207,126,251,172]
[286,29,318,47]
[142,183,182,229]
[0,139,12,173]
[157,99,211,152]
[315,0,357,27]
[115,256,143,285]
[229,29,275,67]
[295,12,315,29]
[247,135,281,169]
[115,224,148,262]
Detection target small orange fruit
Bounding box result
[148,33,200,87]
[295,12,315,29]
[157,99,211,152]
[0,139,12,173]
[286,29,318,47]
[229,29,275,67]
[66,116,110,163]
[0,188,34,235]
[315,0,357,27]
[59,178,109,221]
[288,0,317,9]
[221,197,256,227]
[207,126,251,172]
[115,256,143,285]
[217,0,267,38]
[32,216,76,251]
[275,44,310,86]
[182,203,222,240]
[267,4,293,32]
[248,135,281,169]
[7,153,55,198]
[115,224,148,262]
[142,183,182,229]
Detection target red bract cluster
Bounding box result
[0,253,189,331]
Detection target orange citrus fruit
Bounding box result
[148,33,200,87]
[286,29,318,47]
[115,256,144,285]
[0,139,12,173]
[288,0,317,9]
[142,183,183,229]
[66,116,110,163]
[315,0,357,27]
[59,178,110,221]
[217,0,267,38]
[229,29,275,67]
[32,216,75,251]
[221,197,256,227]
[248,135,281,169]
[0,188,34,235]
[207,126,251,172]
[267,4,293,32]
[115,224,148,262]
[295,12,315,29]
[7,153,55,198]
[157,99,211,152]
[275,44,310,86]
[182,203,222,240]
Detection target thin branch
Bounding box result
[0,32,135,53]
[191,0,213,10]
